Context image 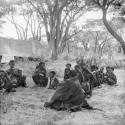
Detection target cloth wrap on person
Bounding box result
[105,72,117,85]
[44,70,91,111]
[32,64,48,87]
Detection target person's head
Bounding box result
[9,60,15,69]
[109,67,114,73]
[100,67,104,72]
[39,62,45,68]
[49,71,56,78]
[74,65,80,72]
[66,63,71,69]
[106,66,109,72]
[80,62,86,69]
[106,66,113,73]
[69,70,77,78]
[18,69,22,76]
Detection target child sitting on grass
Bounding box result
[47,71,59,90]
[64,63,71,81]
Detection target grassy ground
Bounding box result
[1,60,125,125]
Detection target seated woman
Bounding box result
[44,70,92,112]
[32,62,48,87]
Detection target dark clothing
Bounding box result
[48,77,59,89]
[75,70,84,85]
[6,68,27,88]
[44,78,90,111]
[90,65,98,72]
[0,70,15,92]
[82,82,92,96]
[105,72,117,85]
[96,71,104,86]
[32,65,48,87]
[64,68,70,81]
[82,67,93,81]
[17,75,27,87]
[78,66,93,96]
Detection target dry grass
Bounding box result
[0,60,125,125]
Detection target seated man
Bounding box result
[6,60,27,88]
[90,64,104,88]
[104,66,117,86]
[64,63,71,81]
[32,62,48,87]
[0,70,16,92]
[44,70,92,112]
[47,71,59,89]
[95,67,104,87]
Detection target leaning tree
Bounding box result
[87,0,125,54]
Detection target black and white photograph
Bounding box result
[0,0,125,125]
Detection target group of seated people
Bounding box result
[0,59,117,93]
[0,59,117,112]
[0,60,27,93]
[63,61,117,97]
[44,61,117,112]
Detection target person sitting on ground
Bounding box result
[44,70,93,112]
[90,65,100,88]
[96,67,105,87]
[6,60,27,88]
[64,63,71,81]
[0,70,16,93]
[74,65,92,97]
[32,62,48,87]
[104,66,117,86]
[74,65,84,85]
[47,71,59,90]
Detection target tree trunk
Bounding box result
[51,48,57,60]
[49,39,58,60]
[102,10,125,54]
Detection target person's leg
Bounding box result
[4,82,16,92]
[40,77,48,87]
[18,76,27,87]
[82,99,93,109]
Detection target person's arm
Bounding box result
[46,77,50,89]
[107,78,116,85]
[107,73,117,85]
